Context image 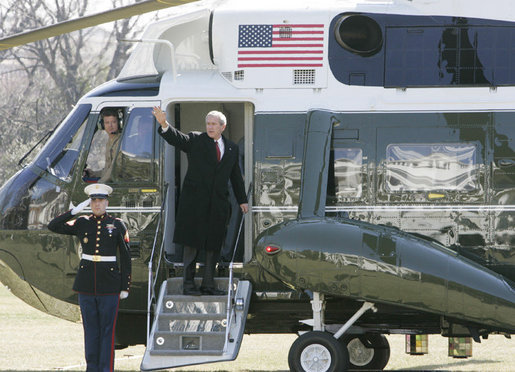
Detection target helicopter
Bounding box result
[1,0,515,371]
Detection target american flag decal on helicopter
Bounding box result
[237,24,324,68]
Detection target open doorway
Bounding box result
[162,102,253,266]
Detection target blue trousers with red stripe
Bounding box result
[78,293,120,372]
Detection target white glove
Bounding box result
[71,198,91,215]
[120,291,129,300]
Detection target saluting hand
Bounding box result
[71,198,91,215]
[152,106,168,129]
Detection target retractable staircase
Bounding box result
[141,277,252,371]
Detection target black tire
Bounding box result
[340,334,390,371]
[288,331,350,372]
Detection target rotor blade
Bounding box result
[0,0,198,51]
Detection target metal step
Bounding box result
[160,295,227,314]
[156,313,227,332]
[140,278,252,371]
[151,330,226,354]
[149,349,225,356]
[165,277,233,295]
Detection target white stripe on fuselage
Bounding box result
[251,205,515,212]
[83,207,161,213]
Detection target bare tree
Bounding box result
[0,0,148,104]
[1,1,93,106]
[0,0,148,184]
[106,1,150,80]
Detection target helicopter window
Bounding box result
[84,127,109,181]
[111,107,155,182]
[34,104,91,181]
[84,108,124,183]
[327,148,363,204]
[385,143,478,192]
[46,114,89,182]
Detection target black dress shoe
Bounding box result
[200,286,226,295]
[183,286,201,296]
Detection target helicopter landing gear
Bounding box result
[288,331,349,372]
[290,293,380,371]
[339,333,390,370]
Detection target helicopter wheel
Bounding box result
[339,334,390,371]
[288,331,349,372]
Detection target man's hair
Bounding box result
[206,110,227,126]
[101,108,119,119]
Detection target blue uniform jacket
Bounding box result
[48,210,132,294]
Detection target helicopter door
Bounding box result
[164,102,250,263]
[108,105,162,262]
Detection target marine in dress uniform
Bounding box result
[48,184,131,372]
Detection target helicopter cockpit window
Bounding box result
[385,143,478,192]
[84,108,124,183]
[46,113,89,182]
[84,127,108,180]
[111,107,155,182]
[327,148,363,204]
[33,104,91,182]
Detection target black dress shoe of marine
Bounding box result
[200,286,226,296]
[183,285,201,296]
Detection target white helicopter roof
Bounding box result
[119,0,515,81]
[111,0,515,114]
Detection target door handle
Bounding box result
[498,159,515,167]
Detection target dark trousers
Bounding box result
[183,245,217,289]
[78,293,120,372]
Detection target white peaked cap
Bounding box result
[84,183,113,199]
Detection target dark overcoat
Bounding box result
[48,211,132,294]
[159,126,247,252]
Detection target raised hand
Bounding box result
[71,198,91,215]
[152,106,168,129]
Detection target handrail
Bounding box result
[223,182,252,353]
[146,183,169,346]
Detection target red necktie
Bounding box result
[215,140,221,162]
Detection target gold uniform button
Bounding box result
[96,244,99,247]
[97,237,100,241]
[95,250,99,253]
